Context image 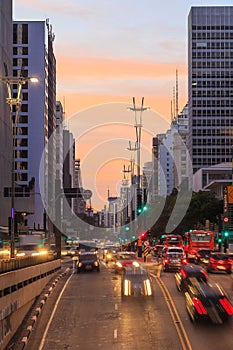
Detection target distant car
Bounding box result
[121,266,153,297]
[103,246,119,263]
[114,252,139,273]
[152,245,164,258]
[194,248,213,265]
[162,246,185,257]
[76,252,100,273]
[185,279,233,324]
[175,264,208,292]
[163,251,187,272]
[207,252,231,274]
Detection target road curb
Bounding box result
[18,267,70,349]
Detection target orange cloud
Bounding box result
[56,55,188,211]
[56,54,188,119]
[57,92,187,122]
[56,53,187,80]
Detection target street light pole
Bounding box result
[0,76,38,258]
[128,97,150,213]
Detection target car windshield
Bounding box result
[117,253,136,260]
[79,254,97,261]
[198,249,211,255]
[168,248,183,253]
[188,271,207,281]
[211,254,228,260]
[190,233,212,242]
[168,253,182,259]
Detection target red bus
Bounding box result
[183,230,215,260]
[160,234,183,248]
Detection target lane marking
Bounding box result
[38,273,73,350]
[115,303,118,310]
[114,329,118,339]
[151,272,192,350]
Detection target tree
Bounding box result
[150,190,223,239]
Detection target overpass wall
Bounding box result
[0,259,61,349]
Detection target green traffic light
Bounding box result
[224,231,229,237]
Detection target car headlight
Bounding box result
[106,254,112,259]
[78,262,82,267]
[144,279,152,296]
[116,262,123,268]
[124,279,131,296]
[94,261,99,266]
[133,261,140,267]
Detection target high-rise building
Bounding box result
[0,0,12,227]
[13,20,56,230]
[62,128,75,235]
[188,6,233,174]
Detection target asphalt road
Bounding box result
[7,258,233,350]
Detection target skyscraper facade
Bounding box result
[13,20,56,230]
[188,6,233,174]
[0,0,12,227]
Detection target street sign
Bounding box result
[227,185,233,204]
[143,246,149,256]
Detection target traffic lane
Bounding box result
[38,262,184,350]
[106,262,185,350]
[40,265,120,350]
[160,269,233,350]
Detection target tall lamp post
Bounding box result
[0,76,38,258]
[128,97,150,214]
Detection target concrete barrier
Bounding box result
[0,259,61,350]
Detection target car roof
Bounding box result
[191,281,223,299]
[197,248,212,251]
[181,264,206,274]
[124,266,147,275]
[79,251,97,255]
[167,247,184,251]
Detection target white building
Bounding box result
[0,0,12,227]
[193,163,232,199]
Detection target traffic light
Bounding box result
[223,230,229,238]
[136,189,142,215]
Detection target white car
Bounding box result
[162,246,186,258]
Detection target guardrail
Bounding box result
[0,253,57,274]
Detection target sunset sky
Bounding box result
[13,0,233,210]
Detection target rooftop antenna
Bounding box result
[173,86,176,121]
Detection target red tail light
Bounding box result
[164,258,170,263]
[201,269,208,280]
[219,298,233,316]
[181,258,187,264]
[196,253,201,258]
[180,268,187,278]
[192,298,207,315]
[209,257,215,263]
